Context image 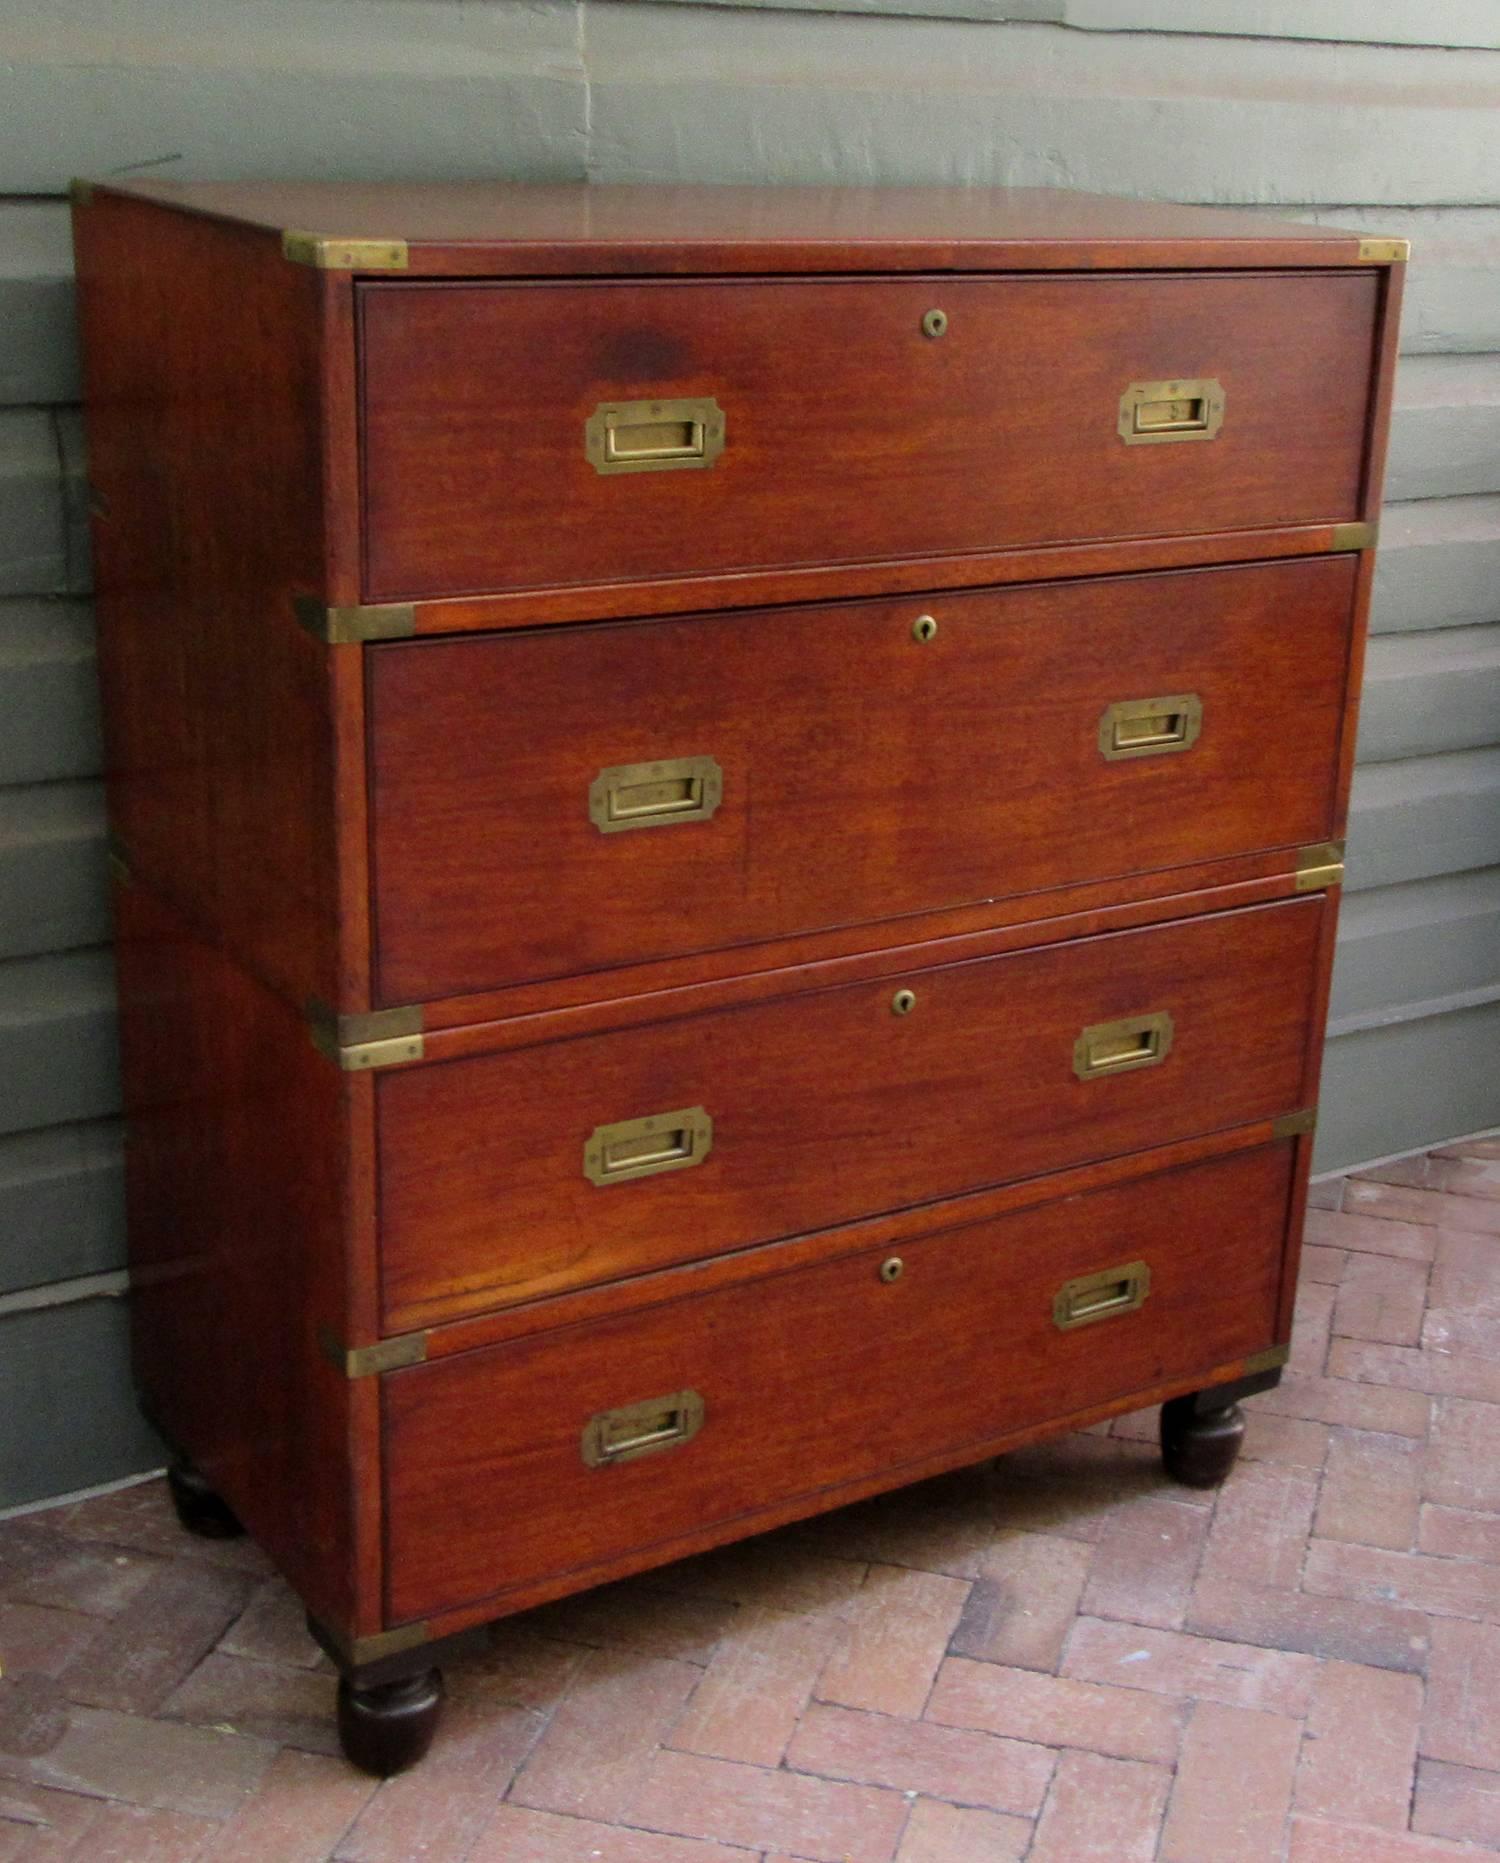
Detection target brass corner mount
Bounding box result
[292,596,417,645]
[1294,842,1345,892]
[281,231,409,272]
[306,1001,425,1072]
[1357,237,1410,264]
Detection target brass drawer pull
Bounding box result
[1118,378,1225,445]
[586,397,726,475]
[581,1389,705,1467]
[589,756,724,834]
[584,1106,713,1186]
[1098,693,1203,761]
[1073,1011,1174,1080]
[1053,1261,1151,1331]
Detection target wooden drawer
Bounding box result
[383,1140,1292,1622]
[369,555,1355,1002]
[377,896,1322,1329]
[358,271,1377,602]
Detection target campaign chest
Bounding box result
[71,180,1403,1772]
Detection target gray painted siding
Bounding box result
[0,4,1495,1504]
[0,1294,160,1506]
[658,0,1500,47]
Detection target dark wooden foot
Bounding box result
[1160,1393,1246,1488]
[337,1669,444,1776]
[166,1460,245,1539]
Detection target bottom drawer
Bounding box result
[383,1141,1294,1623]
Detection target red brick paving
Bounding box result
[4,1135,1500,1859]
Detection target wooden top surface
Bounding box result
[85,180,1396,275]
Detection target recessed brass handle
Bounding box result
[1098,694,1203,762]
[1053,1261,1151,1331]
[1073,1011,1174,1081]
[584,1106,713,1187]
[581,1390,705,1467]
[1118,378,1225,445]
[589,756,723,834]
[586,398,725,475]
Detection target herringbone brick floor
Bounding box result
[3,1137,1500,1861]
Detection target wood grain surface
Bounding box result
[91,178,1376,277]
[369,555,1356,1002]
[376,895,1324,1329]
[358,270,1377,602]
[112,881,369,1633]
[72,188,352,1009]
[383,1141,1292,1622]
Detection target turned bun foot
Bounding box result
[337,1669,444,1776]
[1160,1393,1246,1489]
[166,1461,246,1539]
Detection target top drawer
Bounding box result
[358,270,1378,603]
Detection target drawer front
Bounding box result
[384,1142,1292,1622]
[358,271,1377,602]
[377,897,1322,1329]
[369,556,1354,1002]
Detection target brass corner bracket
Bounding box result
[1330,521,1376,552]
[1270,1107,1318,1141]
[1294,841,1345,892]
[306,1001,425,1072]
[1241,1343,1292,1377]
[312,1617,436,1668]
[281,231,409,272]
[317,1325,428,1379]
[1357,237,1410,264]
[293,596,417,646]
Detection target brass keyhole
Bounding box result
[921,308,948,339]
[879,1256,905,1284]
[891,989,917,1017]
[912,614,938,644]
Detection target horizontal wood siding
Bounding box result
[650,1,1500,47]
[0,2,1495,1502]
[0,1296,162,1507]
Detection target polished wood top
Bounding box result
[86,179,1388,275]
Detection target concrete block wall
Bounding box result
[0,0,1496,1504]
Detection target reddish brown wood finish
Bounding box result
[413,1338,1286,1643]
[71,178,1403,1695]
[1263,264,1406,1345]
[359,272,1377,603]
[321,272,381,1015]
[398,1118,1293,1367]
[383,1141,1292,1622]
[1276,861,1350,1346]
[369,522,1364,638]
[369,555,1355,1002]
[377,896,1323,1329]
[71,190,360,1010]
[1335,262,1408,834]
[112,882,366,1631]
[407,861,1305,1042]
[96,178,1381,277]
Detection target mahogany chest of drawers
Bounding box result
[71,180,1403,1773]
